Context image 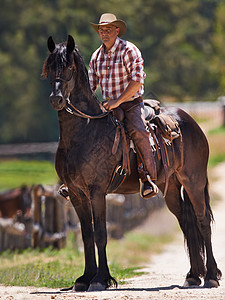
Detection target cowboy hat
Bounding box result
[91,13,127,37]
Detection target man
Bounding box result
[89,13,158,198]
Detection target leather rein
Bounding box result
[51,69,110,120]
[65,98,110,119]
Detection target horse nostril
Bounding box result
[49,95,65,110]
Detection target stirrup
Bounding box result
[139,175,158,199]
[58,184,70,200]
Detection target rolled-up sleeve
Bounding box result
[88,54,99,92]
[123,46,146,84]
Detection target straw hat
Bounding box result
[91,13,127,37]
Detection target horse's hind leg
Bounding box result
[178,176,222,288]
[195,181,222,287]
[163,175,202,287]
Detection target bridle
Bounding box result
[50,66,74,85]
[51,67,110,120]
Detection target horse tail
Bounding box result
[204,178,214,223]
[181,182,210,279]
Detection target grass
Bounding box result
[207,126,225,167]
[0,159,58,191]
[0,232,173,288]
[0,248,83,288]
[208,125,225,135]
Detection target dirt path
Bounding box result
[0,163,225,300]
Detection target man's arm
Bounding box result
[88,51,100,93]
[103,80,142,110]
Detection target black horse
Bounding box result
[42,35,221,291]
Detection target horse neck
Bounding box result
[58,89,105,149]
[71,60,103,116]
[71,86,103,116]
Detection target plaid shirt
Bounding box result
[88,37,146,101]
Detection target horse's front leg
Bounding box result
[88,192,117,291]
[69,191,97,291]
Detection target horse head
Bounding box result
[42,35,77,111]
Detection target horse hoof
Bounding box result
[74,282,89,292]
[183,277,201,287]
[204,279,219,288]
[88,282,106,291]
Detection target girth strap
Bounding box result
[112,122,121,155]
[111,108,131,175]
[112,119,131,175]
[121,126,131,175]
[155,127,169,197]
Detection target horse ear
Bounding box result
[47,36,55,53]
[67,35,75,53]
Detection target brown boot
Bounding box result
[140,175,159,199]
[119,102,159,198]
[138,162,158,199]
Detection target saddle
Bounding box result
[144,99,180,140]
[108,99,182,196]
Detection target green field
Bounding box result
[0,232,172,288]
[207,126,225,167]
[0,159,58,191]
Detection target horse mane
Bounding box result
[41,42,90,88]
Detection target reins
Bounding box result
[50,64,109,120]
[65,98,110,119]
[65,98,130,174]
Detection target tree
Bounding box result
[122,0,219,101]
[0,0,223,143]
[212,1,225,94]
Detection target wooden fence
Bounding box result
[0,185,164,252]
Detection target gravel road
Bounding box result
[0,163,225,300]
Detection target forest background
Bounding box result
[0,0,225,144]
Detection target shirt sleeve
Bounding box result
[123,45,146,85]
[88,53,99,93]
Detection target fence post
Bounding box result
[32,185,43,248]
[218,96,225,127]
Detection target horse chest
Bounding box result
[56,140,114,186]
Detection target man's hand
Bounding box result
[103,99,120,110]
[103,80,142,111]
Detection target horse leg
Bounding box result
[88,192,117,291]
[70,192,97,291]
[162,175,202,287]
[178,175,222,288]
[186,180,222,288]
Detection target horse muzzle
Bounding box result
[49,94,66,111]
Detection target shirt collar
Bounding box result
[101,37,120,54]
